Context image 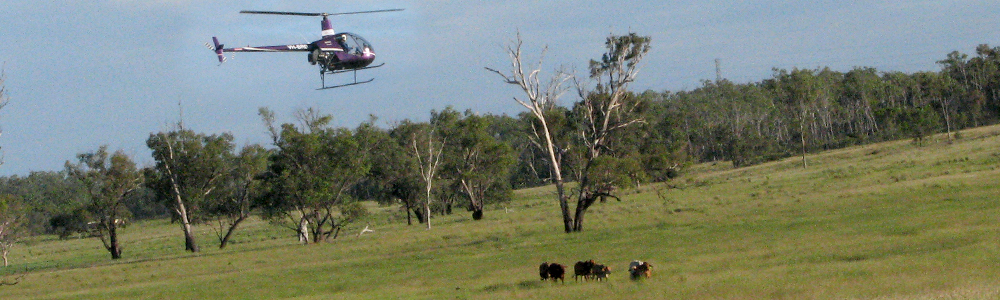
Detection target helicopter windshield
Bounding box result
[336,33,373,55]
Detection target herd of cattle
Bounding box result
[538,260,653,282]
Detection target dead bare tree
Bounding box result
[412,127,444,230]
[486,32,575,232]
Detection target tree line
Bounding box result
[0,106,524,260]
[663,44,1000,167]
[2,37,1000,261]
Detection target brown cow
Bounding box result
[628,260,652,280]
[641,262,653,278]
[546,263,566,283]
[591,264,611,281]
[539,262,550,281]
[574,260,595,281]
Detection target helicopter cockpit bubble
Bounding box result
[337,33,373,56]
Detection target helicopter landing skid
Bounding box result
[318,63,385,90]
[318,77,375,90]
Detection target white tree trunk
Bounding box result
[414,130,443,230]
[298,218,310,244]
[161,135,200,252]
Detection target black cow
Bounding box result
[574,260,595,281]
[546,263,566,283]
[539,262,550,281]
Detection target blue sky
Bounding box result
[1,0,998,176]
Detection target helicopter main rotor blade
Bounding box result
[240,9,404,17]
[240,10,323,16]
[326,8,404,16]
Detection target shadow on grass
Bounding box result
[804,236,979,264]
[482,280,547,292]
[1,240,299,276]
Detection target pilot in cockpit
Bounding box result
[336,34,350,52]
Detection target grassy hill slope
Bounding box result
[2,126,1000,299]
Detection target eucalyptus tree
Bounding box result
[915,71,963,142]
[354,118,422,225]
[210,144,269,249]
[0,171,85,235]
[488,32,651,232]
[567,32,651,231]
[146,130,235,253]
[876,71,922,139]
[479,113,547,189]
[938,50,987,128]
[842,67,888,140]
[636,91,691,179]
[899,105,941,145]
[384,121,429,225]
[968,45,1000,123]
[258,108,371,243]
[942,44,1000,125]
[394,120,445,229]
[438,109,516,220]
[715,82,784,167]
[367,124,423,225]
[429,108,461,216]
[0,194,24,266]
[65,146,143,259]
[768,68,830,168]
[487,32,575,232]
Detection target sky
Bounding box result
[1,0,998,176]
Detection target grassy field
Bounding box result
[2,125,1000,299]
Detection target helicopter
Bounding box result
[207,9,403,90]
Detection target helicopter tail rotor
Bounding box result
[206,37,227,64]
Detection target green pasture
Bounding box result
[2,126,1000,299]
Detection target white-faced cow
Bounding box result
[628,260,652,279]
